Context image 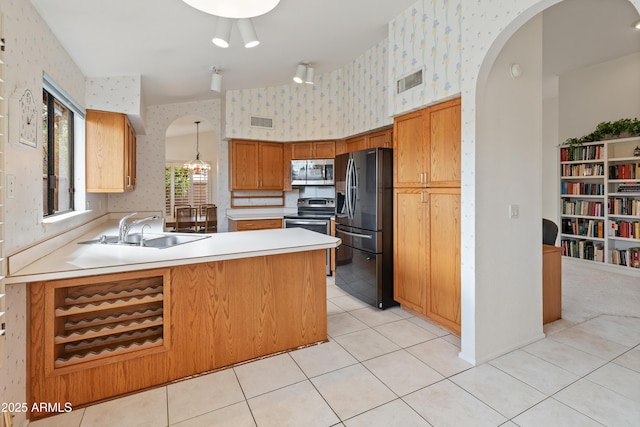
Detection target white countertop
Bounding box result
[6,221,340,283]
[225,207,296,220]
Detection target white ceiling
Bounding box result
[30,0,640,137]
[30,0,418,107]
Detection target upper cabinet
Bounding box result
[86,109,136,193]
[393,98,461,188]
[367,128,393,149]
[230,139,284,191]
[291,140,336,159]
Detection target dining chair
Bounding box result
[199,205,217,233]
[199,203,216,217]
[174,206,197,233]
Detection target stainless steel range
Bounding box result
[284,198,335,275]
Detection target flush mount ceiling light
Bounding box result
[293,63,314,84]
[182,0,280,18]
[634,19,640,30]
[184,121,211,174]
[210,67,222,92]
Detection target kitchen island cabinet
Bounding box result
[11,224,337,420]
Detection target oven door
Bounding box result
[284,218,331,275]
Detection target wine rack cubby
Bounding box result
[44,268,171,374]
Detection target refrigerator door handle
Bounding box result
[337,229,372,239]
[351,157,358,217]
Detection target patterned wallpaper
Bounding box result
[1,0,92,256]
[225,40,391,141]
[107,99,224,225]
[86,75,142,116]
[388,0,462,116]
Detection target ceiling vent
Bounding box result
[396,69,423,94]
[250,115,274,129]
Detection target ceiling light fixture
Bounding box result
[634,19,640,30]
[238,18,260,48]
[182,0,280,18]
[294,63,314,84]
[210,67,222,92]
[184,121,211,174]
[305,65,315,85]
[293,64,307,84]
[212,17,232,48]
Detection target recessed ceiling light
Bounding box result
[182,0,280,19]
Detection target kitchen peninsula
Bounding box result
[7,220,339,419]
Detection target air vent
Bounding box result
[250,115,274,129]
[396,69,423,94]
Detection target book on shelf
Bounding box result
[609,163,639,180]
[560,145,603,162]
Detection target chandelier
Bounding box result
[184,121,211,174]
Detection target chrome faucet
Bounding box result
[118,213,160,243]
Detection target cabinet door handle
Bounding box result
[127,176,131,187]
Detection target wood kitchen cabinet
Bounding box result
[228,218,283,231]
[393,97,461,335]
[291,140,336,159]
[344,135,367,153]
[393,187,461,335]
[394,98,460,188]
[28,251,327,419]
[230,139,284,190]
[367,128,393,149]
[86,109,136,192]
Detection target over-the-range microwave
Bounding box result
[291,159,334,186]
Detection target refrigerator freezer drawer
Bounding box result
[335,226,381,253]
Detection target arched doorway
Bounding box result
[461,0,640,364]
[165,115,219,220]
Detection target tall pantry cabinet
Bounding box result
[393,97,461,335]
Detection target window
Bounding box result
[43,89,74,216]
[165,162,210,217]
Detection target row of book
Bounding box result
[609,197,640,216]
[608,163,640,180]
[561,218,604,238]
[561,239,604,262]
[561,163,604,177]
[562,200,604,217]
[617,183,640,194]
[560,145,603,162]
[609,247,640,268]
[560,182,605,196]
[608,220,640,239]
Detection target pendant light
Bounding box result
[184,121,211,174]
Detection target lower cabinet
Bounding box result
[228,218,283,231]
[394,187,461,335]
[28,251,327,419]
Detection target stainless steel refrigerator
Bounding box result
[335,147,395,309]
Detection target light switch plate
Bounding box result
[509,204,519,219]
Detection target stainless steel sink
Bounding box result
[79,233,210,248]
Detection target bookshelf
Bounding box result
[559,137,640,271]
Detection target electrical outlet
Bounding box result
[7,174,15,199]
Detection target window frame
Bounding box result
[43,89,75,217]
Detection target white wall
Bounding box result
[559,53,640,141]
[463,15,545,363]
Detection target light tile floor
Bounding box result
[31,261,640,427]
